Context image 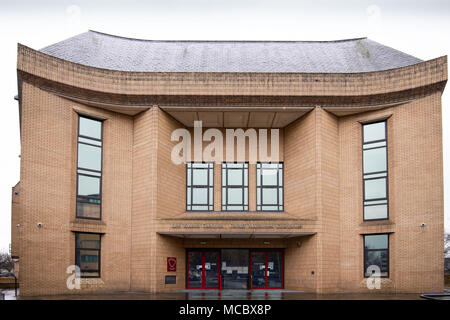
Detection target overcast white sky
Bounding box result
[0,0,449,252]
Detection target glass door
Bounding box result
[267,252,283,289]
[250,250,283,289]
[250,252,266,288]
[221,249,249,289]
[187,251,203,288]
[187,250,220,289]
[204,251,220,289]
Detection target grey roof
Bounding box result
[39,30,422,73]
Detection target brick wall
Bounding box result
[12,46,446,295]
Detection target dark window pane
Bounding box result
[267,252,282,288]
[76,199,100,219]
[78,250,99,269]
[204,252,219,288]
[364,250,389,277]
[78,143,102,171]
[363,122,385,143]
[79,117,102,139]
[76,233,101,278]
[188,252,202,287]
[78,175,100,197]
[364,234,389,278]
[76,233,100,249]
[363,148,386,173]
[364,234,388,250]
[221,249,249,289]
[251,252,266,288]
[364,178,386,200]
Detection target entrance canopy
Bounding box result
[157,231,315,239]
[160,106,314,128]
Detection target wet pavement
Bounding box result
[2,289,441,300]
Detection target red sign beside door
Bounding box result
[167,257,177,271]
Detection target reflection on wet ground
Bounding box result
[6,289,437,300]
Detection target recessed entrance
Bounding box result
[186,249,284,289]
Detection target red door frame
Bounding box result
[186,250,221,289]
[249,250,284,289]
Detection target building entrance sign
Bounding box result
[167,257,177,272]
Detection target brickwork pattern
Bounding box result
[11,45,447,296]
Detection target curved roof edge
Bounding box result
[17,43,447,99]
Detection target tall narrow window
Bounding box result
[75,232,101,278]
[362,121,388,220]
[222,163,248,211]
[186,162,214,211]
[257,162,284,211]
[76,116,103,219]
[364,234,389,278]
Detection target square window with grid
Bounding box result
[186,162,214,211]
[257,162,283,211]
[222,163,248,211]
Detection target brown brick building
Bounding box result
[11,31,447,296]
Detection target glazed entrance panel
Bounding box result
[250,250,283,289]
[186,250,220,289]
[221,249,249,289]
[267,252,283,288]
[187,251,203,288]
[187,249,284,290]
[204,251,220,288]
[250,252,266,288]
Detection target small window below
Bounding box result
[75,232,101,278]
[364,234,389,278]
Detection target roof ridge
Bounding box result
[88,30,368,43]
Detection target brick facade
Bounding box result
[11,42,447,296]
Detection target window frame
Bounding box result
[362,120,389,221]
[186,162,214,212]
[75,232,102,278]
[363,233,389,278]
[221,162,249,211]
[76,116,103,220]
[256,162,284,212]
